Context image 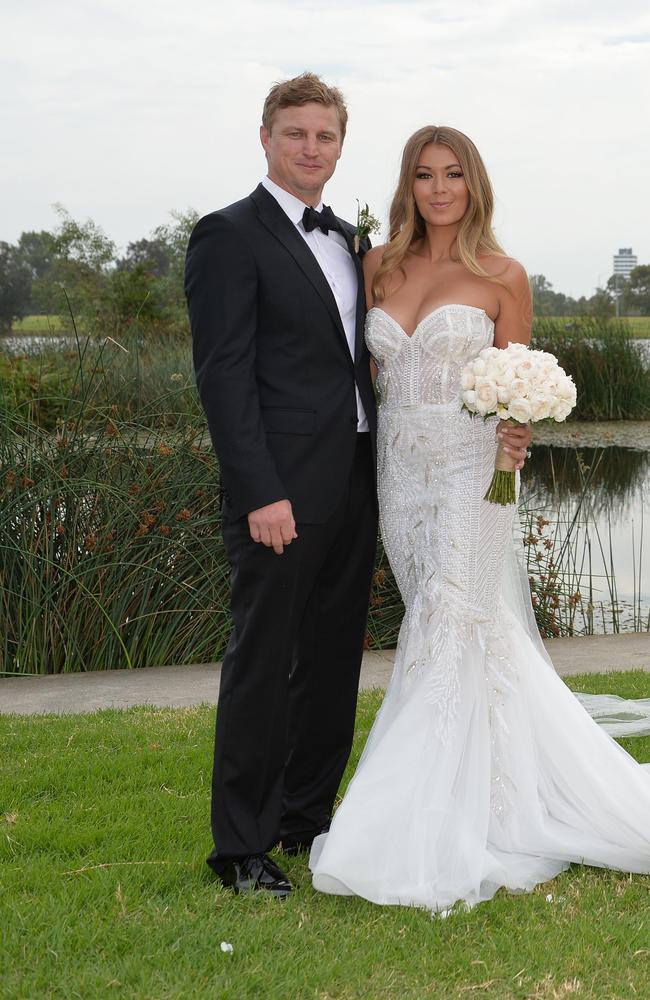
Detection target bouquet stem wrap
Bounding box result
[485,440,518,505]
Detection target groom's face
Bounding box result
[260,102,343,205]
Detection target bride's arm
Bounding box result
[362,244,386,309]
[492,259,532,349]
[492,259,534,467]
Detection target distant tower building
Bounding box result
[613,247,638,282]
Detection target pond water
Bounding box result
[0,334,74,353]
[521,444,649,634]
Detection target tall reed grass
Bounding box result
[531,317,650,420]
[2,316,648,432]
[0,327,201,430]
[1,418,231,673]
[1,323,648,674]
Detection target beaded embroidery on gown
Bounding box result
[310,304,650,912]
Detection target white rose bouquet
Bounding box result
[460,342,577,505]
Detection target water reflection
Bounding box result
[521,445,649,633]
[523,446,650,514]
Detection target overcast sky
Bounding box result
[2,0,649,297]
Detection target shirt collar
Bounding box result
[261,176,323,227]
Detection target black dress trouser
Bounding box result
[207,434,377,871]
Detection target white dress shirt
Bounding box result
[261,175,369,433]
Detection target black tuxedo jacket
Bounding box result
[185,183,377,523]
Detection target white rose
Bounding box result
[529,394,553,421]
[497,367,516,387]
[515,358,534,378]
[497,385,511,404]
[509,377,527,400]
[557,377,577,403]
[460,370,476,390]
[552,400,572,422]
[484,359,503,381]
[472,359,487,376]
[462,389,477,410]
[474,377,498,413]
[507,397,532,423]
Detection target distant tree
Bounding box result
[148,210,199,326]
[627,265,650,315]
[529,274,578,317]
[588,285,615,318]
[9,206,199,335]
[35,206,116,326]
[0,241,33,331]
[15,230,56,313]
[17,230,55,280]
[116,237,172,278]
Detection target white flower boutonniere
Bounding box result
[354,200,381,253]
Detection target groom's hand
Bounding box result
[248,499,298,555]
[497,420,532,471]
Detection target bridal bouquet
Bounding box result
[461,342,577,505]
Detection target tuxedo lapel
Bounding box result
[251,185,352,361]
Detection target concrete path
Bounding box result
[1,634,649,716]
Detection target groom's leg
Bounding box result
[208,513,308,871]
[208,501,362,871]
[281,434,377,841]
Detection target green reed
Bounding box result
[2,321,648,673]
[531,317,650,420]
[0,325,201,430]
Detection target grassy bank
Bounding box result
[531,317,650,420]
[2,317,649,430]
[621,315,650,338]
[0,327,201,429]
[2,673,649,1000]
[1,319,648,674]
[0,416,230,673]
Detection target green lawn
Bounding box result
[542,316,650,338]
[2,673,650,1000]
[9,314,65,333]
[624,316,650,338]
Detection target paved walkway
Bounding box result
[1,634,649,715]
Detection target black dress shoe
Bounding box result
[217,853,293,897]
[281,822,331,856]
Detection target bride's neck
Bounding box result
[420,223,460,263]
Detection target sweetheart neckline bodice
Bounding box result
[367,304,494,340]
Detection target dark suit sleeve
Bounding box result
[185,212,288,519]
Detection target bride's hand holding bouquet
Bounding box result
[461,342,577,505]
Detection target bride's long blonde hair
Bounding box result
[373,126,507,302]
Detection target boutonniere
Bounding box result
[354,200,381,253]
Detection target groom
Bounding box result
[185,72,378,896]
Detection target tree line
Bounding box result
[1,206,649,331]
[0,206,198,333]
[529,271,650,318]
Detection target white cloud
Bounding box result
[2,0,649,296]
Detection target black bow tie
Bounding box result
[302,204,338,235]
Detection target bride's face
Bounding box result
[412,143,469,228]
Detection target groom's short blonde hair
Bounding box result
[262,72,348,141]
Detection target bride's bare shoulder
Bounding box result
[362,243,388,276]
[480,254,529,294]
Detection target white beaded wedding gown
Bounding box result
[310,304,650,912]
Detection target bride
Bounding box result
[310,126,650,911]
